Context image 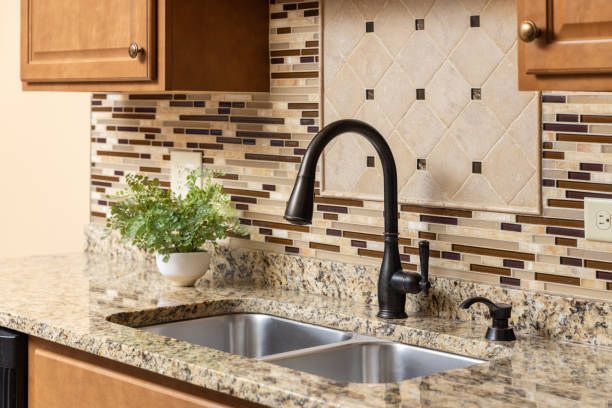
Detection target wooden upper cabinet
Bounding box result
[21,0,270,92]
[518,0,612,91]
[21,0,155,83]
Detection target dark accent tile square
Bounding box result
[366,21,374,32]
[367,156,375,167]
[417,158,426,170]
[471,88,481,100]
[470,15,480,27]
[472,161,482,173]
[366,89,375,100]
[416,88,425,100]
[415,19,425,30]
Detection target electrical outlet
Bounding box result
[596,211,611,230]
[170,151,202,198]
[585,198,612,242]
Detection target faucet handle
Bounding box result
[418,240,431,295]
[388,241,432,297]
[459,296,516,341]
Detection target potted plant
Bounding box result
[106,170,245,286]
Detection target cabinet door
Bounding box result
[28,337,260,408]
[21,0,155,83]
[519,0,612,81]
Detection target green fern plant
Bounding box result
[106,170,246,260]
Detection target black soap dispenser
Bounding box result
[459,296,516,341]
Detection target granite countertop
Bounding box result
[0,253,609,407]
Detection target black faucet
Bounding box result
[284,119,431,319]
[459,296,516,341]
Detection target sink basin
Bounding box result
[140,313,352,358]
[266,341,484,383]
[136,312,484,383]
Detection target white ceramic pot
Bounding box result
[155,251,211,287]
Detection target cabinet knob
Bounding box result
[128,42,145,59]
[519,20,541,43]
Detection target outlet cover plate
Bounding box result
[584,197,612,242]
[170,151,202,198]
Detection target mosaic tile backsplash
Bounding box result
[91,0,611,302]
[322,0,541,213]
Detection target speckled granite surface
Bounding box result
[0,252,609,407]
[86,224,611,346]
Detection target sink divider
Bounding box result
[258,335,389,362]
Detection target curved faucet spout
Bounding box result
[284,119,430,319]
[284,119,398,233]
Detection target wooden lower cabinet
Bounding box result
[28,337,263,408]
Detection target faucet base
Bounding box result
[376,309,408,319]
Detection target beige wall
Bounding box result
[0,1,90,258]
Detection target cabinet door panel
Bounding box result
[522,0,612,75]
[21,0,155,82]
[28,338,243,408]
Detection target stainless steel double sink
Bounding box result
[141,313,483,383]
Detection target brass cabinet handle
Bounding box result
[519,20,541,43]
[128,42,145,58]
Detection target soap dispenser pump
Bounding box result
[459,296,516,341]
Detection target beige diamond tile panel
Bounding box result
[322,0,541,214]
[375,63,416,125]
[375,0,415,56]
